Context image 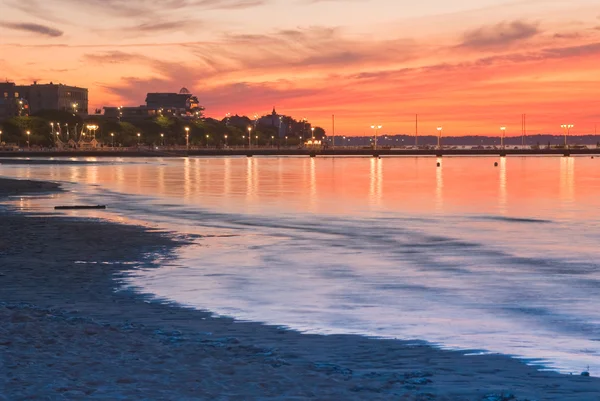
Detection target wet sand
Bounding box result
[0,177,598,400]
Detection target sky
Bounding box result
[1,0,600,136]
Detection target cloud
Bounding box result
[1,22,63,37]
[459,20,539,49]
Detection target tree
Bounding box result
[313,127,326,139]
[2,116,54,147]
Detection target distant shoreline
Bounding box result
[1,147,599,159]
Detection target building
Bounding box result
[145,87,201,116]
[0,82,29,118]
[16,81,88,115]
[257,108,311,139]
[103,87,202,121]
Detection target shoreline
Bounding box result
[1,177,599,399]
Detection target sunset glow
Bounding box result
[2,0,600,135]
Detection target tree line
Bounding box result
[0,110,326,148]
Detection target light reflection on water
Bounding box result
[2,155,600,374]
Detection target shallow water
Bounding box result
[2,155,600,374]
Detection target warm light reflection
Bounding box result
[246,157,256,205]
[369,157,383,208]
[499,157,507,214]
[309,158,317,211]
[5,156,600,218]
[560,157,575,212]
[184,157,191,201]
[435,158,444,213]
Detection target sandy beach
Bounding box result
[1,177,599,400]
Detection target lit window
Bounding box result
[14,92,18,97]
[3,92,7,98]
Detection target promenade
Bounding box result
[0,147,599,158]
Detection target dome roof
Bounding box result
[179,87,191,94]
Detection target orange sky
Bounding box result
[1,0,600,135]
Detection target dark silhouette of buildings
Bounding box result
[15,81,88,114]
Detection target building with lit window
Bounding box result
[15,81,88,115]
[0,82,29,118]
[145,88,201,116]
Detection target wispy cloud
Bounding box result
[1,22,63,37]
[459,20,540,49]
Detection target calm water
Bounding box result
[2,156,600,373]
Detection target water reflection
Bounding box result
[435,157,444,213]
[183,158,191,201]
[499,157,507,213]
[309,158,316,211]
[4,156,600,374]
[560,157,575,211]
[369,157,383,208]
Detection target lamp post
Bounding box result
[255,135,259,147]
[437,127,443,149]
[500,126,506,149]
[247,127,252,148]
[206,134,209,148]
[137,132,141,146]
[271,135,274,147]
[311,127,315,140]
[285,136,288,146]
[0,130,3,144]
[185,127,190,149]
[561,124,574,148]
[224,134,228,147]
[370,124,382,150]
[160,133,164,146]
[72,102,78,115]
[26,130,31,149]
[111,133,115,147]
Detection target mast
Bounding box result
[415,114,418,146]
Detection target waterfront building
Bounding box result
[257,108,296,138]
[0,82,29,118]
[104,87,202,121]
[16,81,88,115]
[145,87,201,116]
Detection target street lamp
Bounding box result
[271,135,274,147]
[206,134,209,148]
[311,127,315,140]
[255,135,259,147]
[26,130,31,148]
[160,133,164,146]
[224,134,228,147]
[561,124,574,148]
[72,102,78,114]
[437,127,443,149]
[500,126,506,149]
[370,124,382,150]
[185,127,190,149]
[285,136,288,146]
[110,132,115,147]
[137,132,141,146]
[0,130,3,144]
[247,126,252,148]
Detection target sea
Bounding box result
[2,155,599,374]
